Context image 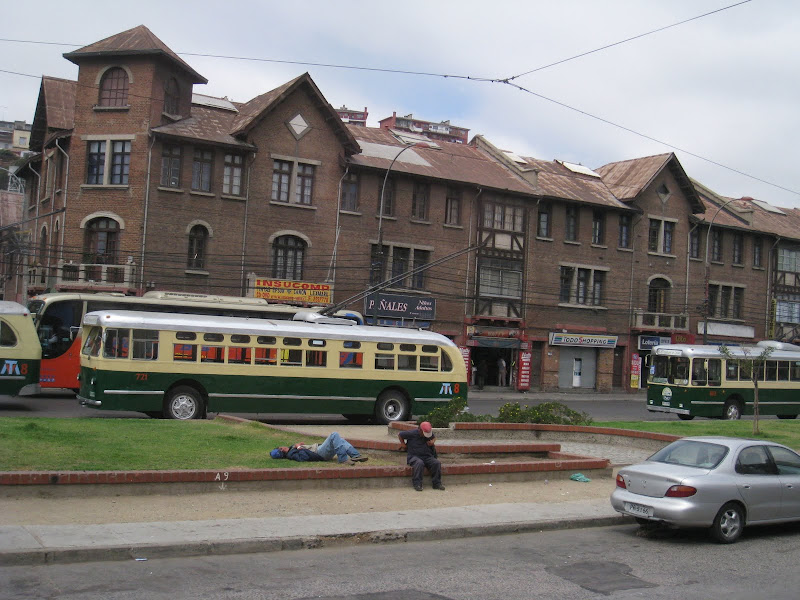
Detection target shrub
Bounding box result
[494,401,592,426]
[425,397,468,428]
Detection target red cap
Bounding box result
[420,421,433,438]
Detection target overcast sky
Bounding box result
[3,0,798,207]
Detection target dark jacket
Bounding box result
[399,429,437,458]
[286,447,325,462]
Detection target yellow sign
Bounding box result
[251,278,332,305]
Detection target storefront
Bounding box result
[463,318,529,390]
[548,332,618,390]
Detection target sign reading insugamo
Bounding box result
[251,279,332,305]
[548,332,618,348]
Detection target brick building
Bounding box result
[12,25,800,393]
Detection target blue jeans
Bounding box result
[316,432,361,463]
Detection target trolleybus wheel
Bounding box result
[165,386,204,420]
[723,399,742,420]
[677,414,695,420]
[374,391,409,425]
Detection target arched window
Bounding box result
[272,235,306,280]
[164,77,179,115]
[84,217,119,265]
[648,278,671,313]
[187,225,208,270]
[99,67,129,107]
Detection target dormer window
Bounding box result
[164,77,180,115]
[99,67,129,107]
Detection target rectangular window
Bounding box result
[103,328,129,358]
[591,210,605,245]
[295,163,314,205]
[733,287,743,319]
[375,354,395,370]
[191,149,213,192]
[271,160,291,202]
[709,284,744,319]
[87,141,106,185]
[484,200,524,232]
[412,182,429,220]
[576,269,589,304]
[254,347,277,366]
[753,237,762,267]
[200,345,224,363]
[411,250,429,289]
[371,244,431,290]
[711,230,723,262]
[592,271,605,306]
[391,247,410,284]
[379,178,394,216]
[173,343,197,362]
[109,141,131,185]
[689,228,700,259]
[341,172,359,211]
[223,153,243,196]
[559,266,574,302]
[648,220,660,252]
[662,221,674,254]
[618,214,631,249]
[537,203,551,238]
[479,258,522,298]
[398,354,417,371]
[132,329,159,360]
[305,350,327,367]
[280,348,303,366]
[732,233,743,265]
[420,355,439,371]
[559,265,607,306]
[339,351,363,368]
[160,145,181,188]
[565,205,579,241]
[227,347,251,364]
[445,187,461,225]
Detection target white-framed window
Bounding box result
[647,217,677,255]
[269,155,320,206]
[559,264,609,307]
[223,153,244,196]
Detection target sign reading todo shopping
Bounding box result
[364,292,436,320]
[548,332,618,348]
[251,278,332,304]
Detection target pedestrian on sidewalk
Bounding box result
[398,421,445,491]
[270,432,368,464]
[476,359,487,390]
[497,356,507,387]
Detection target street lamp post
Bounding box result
[703,198,737,344]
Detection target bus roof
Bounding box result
[82,310,456,347]
[0,301,31,316]
[652,343,800,361]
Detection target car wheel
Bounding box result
[165,386,204,420]
[777,414,798,420]
[374,390,410,425]
[677,414,695,420]
[723,400,742,420]
[711,502,744,543]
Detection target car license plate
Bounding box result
[624,502,653,518]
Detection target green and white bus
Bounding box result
[647,341,800,420]
[77,310,467,423]
[0,301,41,396]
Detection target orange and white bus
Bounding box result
[26,291,363,393]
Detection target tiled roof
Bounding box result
[63,25,206,84]
[230,76,301,134]
[346,126,536,196]
[152,104,255,149]
[40,77,75,130]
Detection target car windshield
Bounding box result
[648,440,728,469]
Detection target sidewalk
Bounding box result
[1,499,626,566]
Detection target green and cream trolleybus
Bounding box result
[78,310,467,423]
[647,341,800,420]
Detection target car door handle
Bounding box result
[743,484,751,489]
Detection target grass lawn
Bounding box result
[0,418,328,471]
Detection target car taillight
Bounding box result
[665,485,697,498]
[616,474,627,489]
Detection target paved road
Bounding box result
[4,522,800,599]
[0,389,682,422]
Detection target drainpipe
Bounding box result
[140,134,156,292]
[54,139,69,265]
[328,165,349,285]
[241,150,256,296]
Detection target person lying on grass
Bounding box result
[270,432,368,464]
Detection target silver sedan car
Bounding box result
[611,436,800,543]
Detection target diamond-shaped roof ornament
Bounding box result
[288,114,309,139]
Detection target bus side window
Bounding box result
[132,329,159,360]
[339,351,363,368]
[791,362,800,381]
[0,321,17,346]
[420,354,439,372]
[765,360,777,381]
[725,360,739,381]
[254,347,277,366]
[201,346,225,363]
[228,347,252,365]
[691,359,707,386]
[173,343,197,362]
[103,329,129,359]
[306,350,327,367]
[375,354,395,370]
[707,359,721,386]
[281,348,302,366]
[398,354,417,370]
[441,351,453,372]
[778,361,790,381]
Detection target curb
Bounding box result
[0,514,633,567]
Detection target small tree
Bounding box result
[719,344,774,435]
